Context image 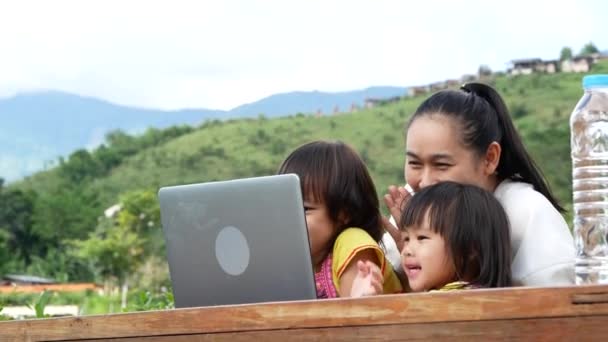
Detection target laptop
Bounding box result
[158,174,317,308]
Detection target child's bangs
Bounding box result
[278,154,330,204]
[401,191,456,236]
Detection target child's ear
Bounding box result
[483,142,501,175]
[337,210,350,227]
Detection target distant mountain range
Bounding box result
[0,86,407,181]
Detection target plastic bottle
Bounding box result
[571,74,608,284]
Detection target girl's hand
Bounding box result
[383,185,412,251]
[350,260,384,297]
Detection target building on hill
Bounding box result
[408,86,430,97]
[542,60,558,73]
[508,58,542,75]
[508,58,560,75]
[364,96,403,109]
[508,58,541,75]
[430,81,447,92]
[561,56,593,73]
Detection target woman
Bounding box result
[382,83,574,286]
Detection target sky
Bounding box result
[0,0,606,111]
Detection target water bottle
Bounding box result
[571,74,608,284]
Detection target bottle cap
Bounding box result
[583,74,608,89]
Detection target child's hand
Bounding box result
[350,260,384,297]
[383,185,412,251]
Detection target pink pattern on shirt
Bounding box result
[314,254,338,299]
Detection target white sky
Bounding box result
[0,0,606,110]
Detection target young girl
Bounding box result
[382,82,574,287]
[354,181,511,294]
[278,140,402,298]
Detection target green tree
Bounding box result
[478,64,492,77]
[0,185,39,264]
[580,42,599,56]
[69,189,160,308]
[117,191,160,232]
[59,149,100,183]
[69,221,145,308]
[31,186,99,247]
[559,47,573,61]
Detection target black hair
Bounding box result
[408,82,564,212]
[400,181,512,288]
[277,140,383,242]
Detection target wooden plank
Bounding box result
[57,315,608,342]
[2,285,608,342]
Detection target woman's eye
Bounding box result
[435,163,451,170]
[417,235,428,241]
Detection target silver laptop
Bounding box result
[158,174,316,308]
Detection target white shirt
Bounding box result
[382,179,575,286]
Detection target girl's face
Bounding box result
[405,115,497,192]
[400,216,456,292]
[304,197,337,270]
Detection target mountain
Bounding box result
[0,86,407,181]
[0,91,225,182]
[229,86,408,117]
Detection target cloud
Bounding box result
[0,0,606,110]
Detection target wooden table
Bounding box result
[2,285,608,341]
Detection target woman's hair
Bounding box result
[407,82,564,212]
[400,181,512,288]
[277,140,383,242]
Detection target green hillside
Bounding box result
[1,61,607,314]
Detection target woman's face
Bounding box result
[405,115,496,192]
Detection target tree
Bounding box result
[580,42,599,56]
[69,220,145,308]
[117,190,161,236]
[478,64,492,77]
[69,189,160,308]
[560,47,573,61]
[59,149,100,183]
[0,188,39,264]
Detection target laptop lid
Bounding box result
[158,174,316,308]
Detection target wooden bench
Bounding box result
[2,285,608,341]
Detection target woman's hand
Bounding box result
[350,260,384,297]
[383,185,412,252]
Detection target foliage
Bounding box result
[27,290,54,318]
[580,42,599,56]
[69,221,145,285]
[478,64,492,76]
[560,47,573,61]
[124,289,174,312]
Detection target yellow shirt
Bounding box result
[331,227,403,295]
[431,281,478,292]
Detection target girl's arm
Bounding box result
[339,249,382,297]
